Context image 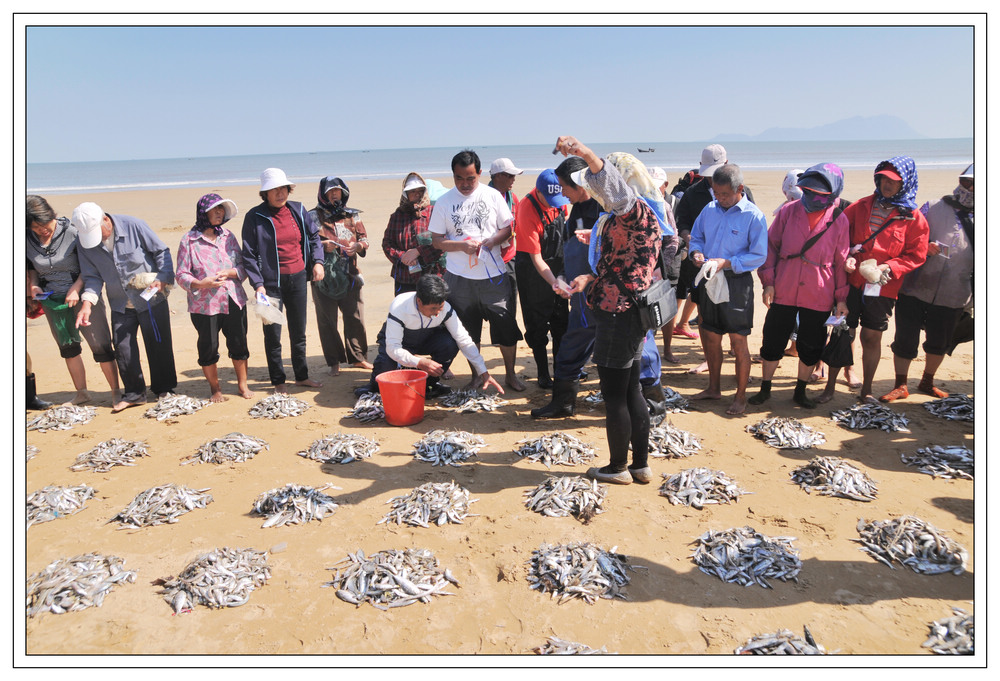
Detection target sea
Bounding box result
[26,138,973,195]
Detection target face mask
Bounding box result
[800,190,835,213]
[953,184,974,210]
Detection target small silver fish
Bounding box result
[143,393,209,422]
[27,405,97,432]
[249,393,309,419]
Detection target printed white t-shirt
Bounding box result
[427,183,513,280]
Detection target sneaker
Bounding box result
[586,466,632,485]
[879,386,909,403]
[627,466,653,484]
[425,383,452,399]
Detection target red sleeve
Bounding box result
[886,211,929,280]
[514,195,543,255]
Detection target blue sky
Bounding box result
[24,23,976,163]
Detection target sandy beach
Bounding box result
[23,166,975,659]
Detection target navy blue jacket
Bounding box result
[241,200,323,290]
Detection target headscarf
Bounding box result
[399,172,431,215]
[774,169,805,215]
[795,163,844,214]
[315,176,353,222]
[194,193,236,235]
[873,156,918,212]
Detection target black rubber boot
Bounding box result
[532,347,552,389]
[641,382,666,418]
[26,373,52,410]
[531,379,578,419]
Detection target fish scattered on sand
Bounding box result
[298,433,379,464]
[830,403,910,432]
[648,422,702,458]
[900,445,974,480]
[790,456,879,501]
[111,483,213,527]
[533,636,614,655]
[26,405,97,432]
[154,547,271,613]
[182,432,268,465]
[70,439,150,472]
[527,542,641,604]
[524,475,606,524]
[27,484,97,528]
[691,526,801,588]
[439,389,508,413]
[143,393,209,422]
[26,444,38,461]
[853,516,968,575]
[379,481,478,527]
[735,626,831,655]
[514,432,597,467]
[747,417,827,449]
[922,607,973,654]
[323,548,459,609]
[251,483,341,528]
[249,393,309,419]
[26,553,136,617]
[659,467,749,508]
[923,394,973,422]
[412,429,485,466]
[349,392,384,422]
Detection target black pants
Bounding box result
[190,306,250,367]
[514,253,568,354]
[262,269,310,386]
[597,362,649,473]
[369,322,459,390]
[759,304,828,367]
[112,301,176,403]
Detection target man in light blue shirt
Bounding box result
[688,164,768,415]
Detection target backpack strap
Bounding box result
[785,198,849,261]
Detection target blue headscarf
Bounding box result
[796,162,844,213]
[874,156,918,213]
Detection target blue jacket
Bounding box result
[240,200,323,290]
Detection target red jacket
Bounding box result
[844,194,928,299]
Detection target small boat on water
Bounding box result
[637,147,655,153]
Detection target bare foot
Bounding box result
[71,390,92,405]
[442,368,455,380]
[859,394,880,405]
[328,364,341,376]
[111,399,145,413]
[209,391,228,403]
[352,361,374,370]
[662,352,680,365]
[843,369,862,390]
[111,389,123,405]
[505,374,528,392]
[237,385,255,399]
[274,384,289,394]
[814,389,836,404]
[690,388,722,400]
[295,378,323,388]
[809,368,826,383]
[726,397,747,415]
[687,361,709,375]
[462,377,479,392]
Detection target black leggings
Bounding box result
[597,363,650,472]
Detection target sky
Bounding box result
[21,19,978,164]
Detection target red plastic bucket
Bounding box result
[375,369,428,426]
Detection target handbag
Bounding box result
[608,268,677,331]
[821,325,854,368]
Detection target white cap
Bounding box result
[260,167,295,192]
[205,197,238,221]
[489,158,523,176]
[403,177,426,192]
[71,202,106,249]
[649,166,668,185]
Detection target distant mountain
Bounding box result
[714,115,926,142]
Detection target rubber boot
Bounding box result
[26,373,52,410]
[532,346,552,389]
[641,382,666,418]
[531,379,578,419]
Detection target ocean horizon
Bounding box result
[27,138,973,195]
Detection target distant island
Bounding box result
[713,115,927,142]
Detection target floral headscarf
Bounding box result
[399,172,431,214]
[874,156,918,212]
[194,193,237,234]
[315,176,353,222]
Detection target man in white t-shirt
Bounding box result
[430,149,527,391]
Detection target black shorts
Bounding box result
[759,304,829,366]
[696,270,754,336]
[890,293,962,359]
[846,285,895,333]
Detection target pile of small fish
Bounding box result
[26,553,136,617]
[27,484,97,528]
[662,387,690,413]
[746,417,827,449]
[324,548,459,609]
[155,547,271,613]
[922,607,974,654]
[70,439,150,472]
[440,389,508,413]
[583,391,604,405]
[249,393,309,419]
[143,393,209,422]
[182,432,268,465]
[900,445,974,480]
[527,542,638,604]
[691,526,801,588]
[830,403,910,432]
[853,516,968,575]
[348,392,384,422]
[412,429,485,466]
[251,483,340,528]
[790,456,879,501]
[533,637,613,655]
[26,444,38,461]
[658,468,748,508]
[26,405,97,432]
[735,627,830,655]
[514,432,597,467]
[111,483,213,527]
[923,394,974,422]
[298,433,379,464]
[379,481,477,527]
[524,475,606,523]
[648,422,703,458]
